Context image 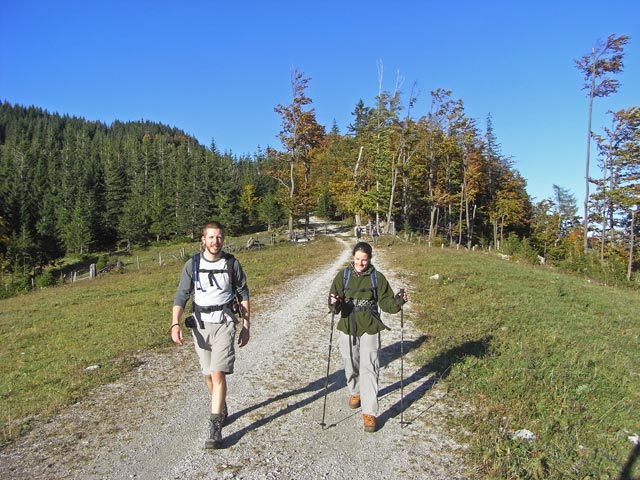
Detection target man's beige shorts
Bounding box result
[191,321,236,374]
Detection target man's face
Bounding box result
[202,228,224,256]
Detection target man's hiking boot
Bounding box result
[348,394,361,410]
[205,414,223,449]
[363,414,376,433]
[221,401,229,425]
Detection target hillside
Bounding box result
[0,230,638,478]
[0,235,469,479]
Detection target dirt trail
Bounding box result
[0,235,470,479]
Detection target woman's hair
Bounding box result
[352,241,373,258]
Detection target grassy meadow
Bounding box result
[385,239,639,479]
[1,233,639,479]
[0,234,342,446]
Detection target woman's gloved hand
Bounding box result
[394,289,408,306]
[328,293,342,313]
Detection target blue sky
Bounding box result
[1,0,638,205]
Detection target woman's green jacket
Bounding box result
[329,263,401,337]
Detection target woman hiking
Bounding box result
[328,241,407,432]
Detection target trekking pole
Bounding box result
[399,288,408,426]
[320,311,335,429]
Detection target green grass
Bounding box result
[0,235,341,445]
[2,234,639,479]
[384,241,640,479]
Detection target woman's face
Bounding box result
[353,250,371,273]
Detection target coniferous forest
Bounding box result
[1,64,638,294]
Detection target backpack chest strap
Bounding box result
[199,268,227,290]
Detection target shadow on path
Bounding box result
[377,335,493,429]
[221,334,427,446]
[618,441,640,480]
[222,333,493,446]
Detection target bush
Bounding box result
[35,270,57,288]
[0,277,31,298]
[559,252,634,287]
[502,233,539,264]
[427,235,445,247]
[96,254,110,271]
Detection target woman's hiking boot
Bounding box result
[348,394,361,409]
[363,414,377,433]
[205,414,223,449]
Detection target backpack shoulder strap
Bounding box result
[192,252,201,285]
[192,252,210,292]
[192,252,237,292]
[342,267,351,297]
[223,252,237,293]
[371,268,378,302]
[343,266,378,301]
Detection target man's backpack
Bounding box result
[192,252,237,293]
[191,252,242,315]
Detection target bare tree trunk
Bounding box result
[600,208,607,261]
[353,146,363,179]
[628,205,637,281]
[600,137,615,262]
[288,158,295,239]
[402,169,409,230]
[429,206,437,242]
[447,203,453,244]
[303,159,311,232]
[428,168,436,241]
[387,158,399,233]
[468,203,476,249]
[458,182,464,246]
[376,62,383,234]
[354,146,364,226]
[583,48,596,254]
[376,180,381,234]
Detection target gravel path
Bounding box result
[0,235,470,479]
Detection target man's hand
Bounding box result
[238,326,250,347]
[170,323,183,345]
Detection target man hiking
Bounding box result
[170,221,251,449]
[355,225,362,241]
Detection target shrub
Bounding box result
[0,277,31,298]
[502,233,539,264]
[559,251,635,287]
[96,254,110,271]
[35,270,57,288]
